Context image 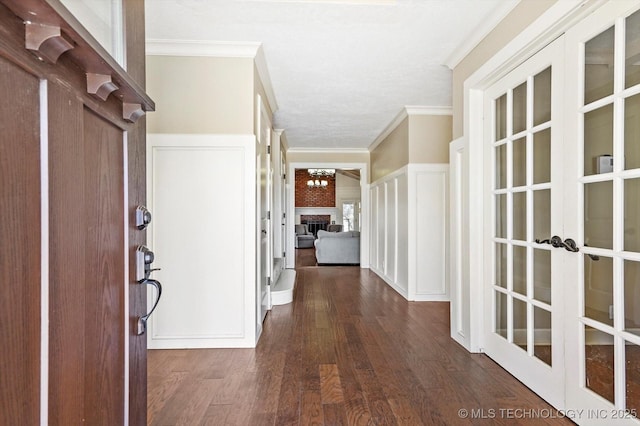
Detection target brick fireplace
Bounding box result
[301,215,331,236]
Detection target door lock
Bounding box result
[136,245,158,282]
[135,205,152,230]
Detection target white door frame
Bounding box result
[286,161,369,269]
[463,0,608,353]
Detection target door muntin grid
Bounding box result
[579,7,640,411]
[492,64,554,366]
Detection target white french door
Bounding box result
[484,1,640,423]
[483,36,566,410]
[563,2,640,422]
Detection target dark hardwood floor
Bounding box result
[148,259,573,425]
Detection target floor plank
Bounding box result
[148,265,573,425]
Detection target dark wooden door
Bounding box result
[0,0,152,424]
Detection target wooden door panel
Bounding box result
[48,81,87,424]
[0,55,41,424]
[82,108,126,424]
[48,89,126,424]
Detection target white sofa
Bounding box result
[314,230,360,265]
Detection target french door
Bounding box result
[484,1,640,423]
[563,2,640,422]
[483,35,566,410]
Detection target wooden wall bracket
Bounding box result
[87,73,118,101]
[123,103,145,123]
[25,22,73,63]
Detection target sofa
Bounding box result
[314,230,360,265]
[295,224,315,248]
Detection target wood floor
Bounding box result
[148,257,573,425]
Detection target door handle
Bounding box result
[561,238,579,252]
[135,244,163,335]
[535,236,580,252]
[535,235,564,248]
[137,278,162,335]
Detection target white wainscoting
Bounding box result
[370,164,449,301]
[147,134,257,348]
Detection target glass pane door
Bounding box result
[483,36,565,409]
[564,3,640,421]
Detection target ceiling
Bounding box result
[145,0,519,150]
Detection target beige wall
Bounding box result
[451,0,557,139]
[146,55,254,134]
[370,113,452,183]
[409,115,452,164]
[370,117,409,182]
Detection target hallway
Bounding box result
[147,265,571,425]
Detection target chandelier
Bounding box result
[307,169,335,188]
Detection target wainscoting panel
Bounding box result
[396,174,409,292]
[377,184,386,274]
[370,186,379,271]
[370,167,408,298]
[370,164,448,301]
[147,134,257,348]
[413,166,449,301]
[386,179,397,281]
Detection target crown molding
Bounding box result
[146,39,278,112]
[287,147,369,154]
[404,105,453,116]
[146,39,260,57]
[368,105,452,152]
[443,0,520,70]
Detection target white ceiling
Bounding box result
[145,0,518,150]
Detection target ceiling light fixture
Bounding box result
[306,169,334,188]
[307,179,328,188]
[308,168,335,177]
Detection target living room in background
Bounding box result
[286,160,369,270]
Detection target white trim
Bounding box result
[122,132,129,426]
[449,137,468,349]
[295,207,340,216]
[146,39,261,58]
[404,105,453,116]
[146,39,278,113]
[286,147,369,154]
[368,106,453,152]
[443,0,521,69]
[39,79,49,426]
